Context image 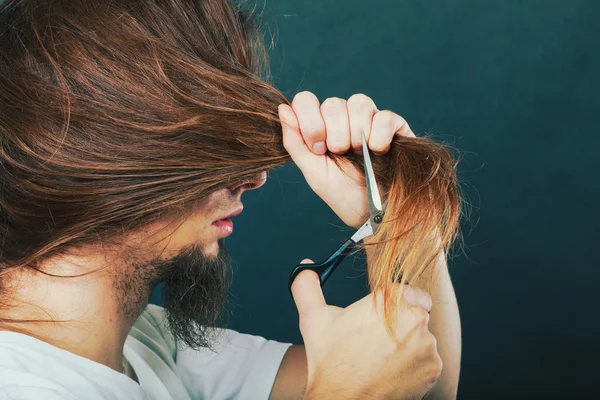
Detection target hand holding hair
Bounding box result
[278,91,459,331]
[280,92,460,399]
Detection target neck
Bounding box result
[0,253,150,374]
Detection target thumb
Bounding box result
[278,104,320,174]
[291,259,326,316]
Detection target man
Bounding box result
[0,0,461,399]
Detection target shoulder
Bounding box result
[129,304,293,363]
[130,305,294,399]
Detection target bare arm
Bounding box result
[421,252,462,400]
[269,345,307,400]
[366,247,462,400]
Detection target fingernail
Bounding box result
[312,141,326,155]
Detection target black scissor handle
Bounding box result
[288,238,356,295]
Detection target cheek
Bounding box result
[176,215,215,240]
[153,215,218,257]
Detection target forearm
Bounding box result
[365,248,462,400]
[421,252,461,400]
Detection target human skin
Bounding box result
[273,92,461,400]
[0,91,460,400]
[0,173,267,375]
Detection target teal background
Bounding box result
[153,0,599,398]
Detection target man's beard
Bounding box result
[118,239,231,350]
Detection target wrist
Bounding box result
[303,380,366,400]
[303,388,356,400]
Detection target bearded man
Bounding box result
[0,1,461,399]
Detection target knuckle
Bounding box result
[321,97,346,111]
[425,332,438,352]
[374,110,398,129]
[431,353,443,381]
[423,292,433,308]
[424,358,443,383]
[401,285,432,311]
[292,91,319,106]
[397,114,409,128]
[415,289,433,312]
[412,308,430,328]
[420,334,442,383]
[348,93,374,108]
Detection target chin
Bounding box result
[205,240,221,258]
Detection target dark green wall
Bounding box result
[155,0,599,398]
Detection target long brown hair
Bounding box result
[0,0,460,332]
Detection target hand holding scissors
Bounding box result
[288,132,384,292]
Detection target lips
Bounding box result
[214,206,243,222]
[212,206,243,237]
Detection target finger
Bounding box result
[291,260,326,317]
[369,110,413,155]
[320,97,350,154]
[347,93,378,154]
[291,91,327,155]
[279,104,320,173]
[402,286,433,313]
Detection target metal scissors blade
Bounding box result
[288,132,385,292]
[361,131,384,234]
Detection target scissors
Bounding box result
[288,131,385,293]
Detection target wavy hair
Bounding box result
[0,0,460,332]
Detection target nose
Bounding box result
[227,171,268,193]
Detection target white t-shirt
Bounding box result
[0,304,293,400]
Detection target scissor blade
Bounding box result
[361,132,383,216]
[350,218,374,243]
